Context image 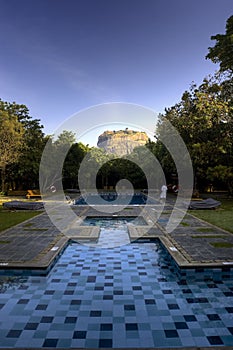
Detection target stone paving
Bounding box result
[0,198,232,272]
[156,208,233,266]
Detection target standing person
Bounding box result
[160,184,167,202]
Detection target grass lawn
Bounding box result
[0,205,41,232]
[189,199,233,233]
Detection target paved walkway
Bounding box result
[0,198,232,272]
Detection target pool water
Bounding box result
[82,216,147,248]
[83,216,147,227]
[74,193,157,205]
[0,242,232,348]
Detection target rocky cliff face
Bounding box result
[97,129,149,156]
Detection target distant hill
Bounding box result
[97,129,149,156]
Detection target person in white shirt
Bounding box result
[160,184,167,202]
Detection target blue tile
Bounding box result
[184,314,197,322]
[35,304,47,310]
[24,322,39,330]
[0,241,233,348]
[125,323,138,331]
[207,313,221,321]
[57,338,72,347]
[73,330,87,339]
[64,316,77,323]
[90,310,102,317]
[40,316,54,323]
[207,335,224,345]
[42,338,58,347]
[6,329,22,338]
[175,321,189,329]
[100,323,113,331]
[164,329,179,338]
[17,299,29,304]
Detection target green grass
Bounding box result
[189,199,233,233]
[0,206,40,232]
[196,227,213,232]
[23,222,34,227]
[180,222,190,227]
[210,242,233,248]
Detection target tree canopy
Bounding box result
[206,15,233,73]
[0,109,24,192]
[155,74,233,194]
[0,99,46,191]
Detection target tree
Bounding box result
[63,142,90,189]
[0,110,24,192]
[206,15,233,73]
[77,147,112,190]
[153,16,233,194]
[207,165,233,196]
[0,99,46,190]
[156,75,233,193]
[12,119,46,189]
[54,130,76,147]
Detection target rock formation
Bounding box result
[97,129,149,156]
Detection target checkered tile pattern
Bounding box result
[0,242,232,348]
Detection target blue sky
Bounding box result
[0,0,232,145]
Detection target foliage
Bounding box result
[207,165,233,196]
[0,99,46,191]
[155,74,233,194]
[54,130,77,147]
[39,130,90,192]
[63,142,90,189]
[78,147,112,189]
[98,157,147,189]
[0,109,24,192]
[152,16,233,194]
[206,15,233,73]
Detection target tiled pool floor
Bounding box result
[0,242,233,348]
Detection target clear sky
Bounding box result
[0,0,232,146]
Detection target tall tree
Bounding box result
[156,75,233,194]
[0,110,24,192]
[63,142,90,189]
[0,99,45,190]
[12,119,46,189]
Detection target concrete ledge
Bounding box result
[0,236,68,273]
[64,226,100,240]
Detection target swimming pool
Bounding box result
[82,216,147,227]
[74,192,158,205]
[0,241,232,348]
